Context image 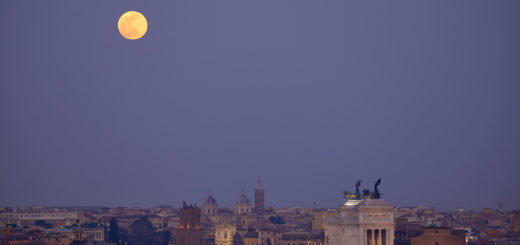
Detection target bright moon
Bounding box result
[118,11,148,40]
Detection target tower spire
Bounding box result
[257,176,262,189]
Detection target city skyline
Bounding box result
[1,0,519,212]
[0,178,515,212]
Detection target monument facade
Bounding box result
[325,180,396,245]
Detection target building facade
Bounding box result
[215,223,237,245]
[0,209,84,226]
[313,211,338,232]
[410,227,464,245]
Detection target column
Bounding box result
[386,228,390,245]
[371,229,374,245]
[390,228,394,245]
[361,229,366,245]
[364,229,367,245]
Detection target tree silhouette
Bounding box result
[268,215,285,224]
[129,216,155,245]
[108,218,120,245]
[155,230,171,245]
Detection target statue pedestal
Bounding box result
[344,200,363,206]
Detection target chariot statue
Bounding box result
[344,179,382,200]
[344,180,363,200]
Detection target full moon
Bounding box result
[118,11,148,40]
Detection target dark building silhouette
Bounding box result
[513,210,520,232]
[177,202,204,245]
[410,227,464,245]
[254,177,265,216]
[395,216,410,245]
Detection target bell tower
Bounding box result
[254,177,265,216]
[177,202,203,245]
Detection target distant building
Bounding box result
[243,230,259,245]
[0,209,84,226]
[312,211,337,232]
[238,229,324,245]
[235,192,252,215]
[254,178,265,216]
[497,202,504,213]
[215,223,237,245]
[257,228,276,245]
[70,226,87,245]
[47,227,104,244]
[41,235,73,245]
[513,210,520,232]
[410,227,464,245]
[177,202,204,245]
[203,192,219,216]
[482,208,492,221]
[324,199,396,245]
[199,191,256,230]
[395,216,410,245]
[282,232,324,245]
[149,215,166,229]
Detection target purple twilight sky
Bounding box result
[1,0,519,211]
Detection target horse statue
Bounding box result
[355,180,362,200]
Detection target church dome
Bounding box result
[204,192,218,206]
[236,191,251,205]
